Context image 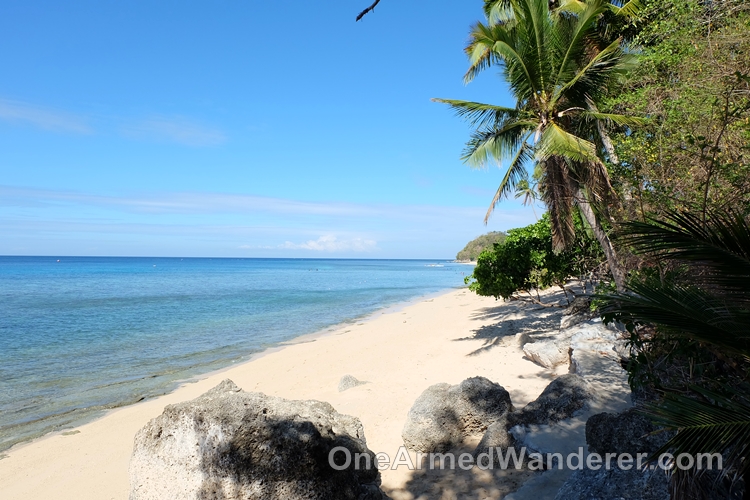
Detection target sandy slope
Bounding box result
[0,288,568,500]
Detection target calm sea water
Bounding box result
[0,257,469,452]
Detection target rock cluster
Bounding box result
[586,408,673,456]
[402,373,594,463]
[507,374,591,428]
[402,296,678,500]
[129,294,664,500]
[519,296,626,371]
[554,408,672,500]
[554,467,670,500]
[129,379,388,500]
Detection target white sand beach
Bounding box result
[0,288,572,500]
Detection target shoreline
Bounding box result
[0,286,565,500]
[0,286,464,456]
[0,284,465,456]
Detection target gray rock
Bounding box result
[515,332,534,348]
[523,319,621,370]
[553,467,669,500]
[508,374,591,427]
[402,377,512,453]
[568,321,627,380]
[613,341,631,363]
[129,379,388,500]
[523,340,570,368]
[586,408,673,456]
[472,419,524,468]
[506,468,572,500]
[544,392,674,499]
[338,375,366,392]
[560,296,596,329]
[474,419,513,453]
[569,322,619,344]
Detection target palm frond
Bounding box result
[463,20,539,103]
[513,0,551,92]
[464,19,539,101]
[462,123,536,167]
[639,387,750,477]
[617,211,750,296]
[537,123,600,164]
[555,0,589,16]
[608,0,643,18]
[552,38,631,107]
[579,111,648,128]
[487,40,540,101]
[431,98,519,129]
[464,22,506,84]
[484,0,515,25]
[552,0,609,89]
[600,281,750,359]
[484,142,533,223]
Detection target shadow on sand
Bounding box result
[384,442,537,500]
[454,290,568,357]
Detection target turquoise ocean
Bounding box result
[0,257,469,452]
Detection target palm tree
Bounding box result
[514,178,539,219]
[434,0,642,291]
[598,210,750,498]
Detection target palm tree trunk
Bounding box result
[576,187,626,292]
[597,121,620,165]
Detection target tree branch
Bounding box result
[510,291,565,308]
[356,0,381,21]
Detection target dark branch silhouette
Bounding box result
[356,0,381,21]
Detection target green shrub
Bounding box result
[466,213,604,299]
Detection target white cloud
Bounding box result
[122,116,226,147]
[0,185,493,221]
[0,99,92,134]
[0,97,227,147]
[279,235,377,252]
[0,185,537,257]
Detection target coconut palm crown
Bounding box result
[435,0,642,290]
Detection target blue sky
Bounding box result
[0,0,538,258]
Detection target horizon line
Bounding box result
[0,254,460,261]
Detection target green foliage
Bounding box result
[467,212,604,299]
[456,231,507,262]
[594,3,750,488]
[606,0,750,220]
[601,211,750,348]
[598,210,750,492]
